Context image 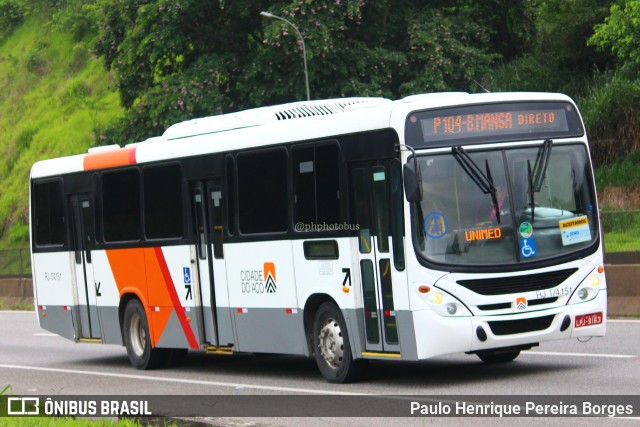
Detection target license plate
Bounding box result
[575,312,603,328]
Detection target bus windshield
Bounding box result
[413,143,597,268]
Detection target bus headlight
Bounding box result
[446,303,458,315]
[431,292,444,305]
[578,288,589,300]
[568,270,603,305]
[418,286,471,317]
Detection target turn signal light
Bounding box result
[418,285,431,294]
[597,265,604,274]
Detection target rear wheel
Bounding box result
[123,299,169,369]
[312,302,363,383]
[477,349,520,363]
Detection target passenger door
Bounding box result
[191,180,233,347]
[69,194,101,340]
[350,160,402,354]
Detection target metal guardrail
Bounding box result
[0,247,31,278]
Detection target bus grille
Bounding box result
[456,268,578,296]
[477,297,558,312]
[488,315,555,336]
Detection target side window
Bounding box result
[102,169,141,242]
[237,149,288,234]
[33,180,65,246]
[292,143,340,227]
[225,155,236,236]
[144,164,183,239]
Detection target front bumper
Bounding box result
[411,289,607,360]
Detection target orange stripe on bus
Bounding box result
[143,247,174,346]
[83,146,136,171]
[107,247,169,348]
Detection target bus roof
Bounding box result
[30,91,576,179]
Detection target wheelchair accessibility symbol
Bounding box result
[519,238,537,258]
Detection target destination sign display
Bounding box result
[406,102,584,147]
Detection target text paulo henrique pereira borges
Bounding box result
[410,401,634,417]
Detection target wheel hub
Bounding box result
[129,312,146,357]
[318,318,344,369]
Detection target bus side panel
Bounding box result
[292,237,363,358]
[32,252,77,341]
[152,245,201,350]
[90,250,123,345]
[225,241,306,355]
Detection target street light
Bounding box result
[260,11,310,101]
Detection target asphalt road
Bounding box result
[1,311,638,426]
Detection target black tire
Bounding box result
[312,302,363,383]
[477,349,520,363]
[122,299,169,369]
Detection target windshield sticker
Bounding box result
[559,216,591,246]
[465,227,502,242]
[519,222,533,238]
[424,212,448,239]
[520,238,537,258]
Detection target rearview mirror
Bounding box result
[403,161,423,203]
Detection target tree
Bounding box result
[589,0,640,73]
[93,1,509,142]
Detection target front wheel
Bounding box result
[477,349,520,363]
[312,302,362,383]
[122,299,169,369]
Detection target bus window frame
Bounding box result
[235,146,291,237]
[291,139,343,232]
[141,162,186,242]
[100,167,143,244]
[32,177,67,249]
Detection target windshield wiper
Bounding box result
[452,146,501,224]
[527,139,553,223]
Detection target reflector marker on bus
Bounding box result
[285,308,298,314]
[237,308,248,314]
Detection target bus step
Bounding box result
[78,337,103,344]
[205,345,234,355]
[361,351,401,359]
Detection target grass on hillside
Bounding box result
[0,9,124,248]
[595,149,640,190]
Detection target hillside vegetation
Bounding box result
[0,3,123,247]
[0,0,639,248]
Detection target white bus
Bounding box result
[30,92,606,382]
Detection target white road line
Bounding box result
[32,333,58,337]
[525,351,636,359]
[608,319,640,323]
[0,310,34,313]
[0,364,368,396]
